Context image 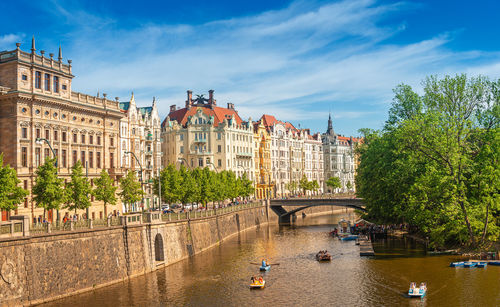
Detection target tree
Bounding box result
[326,176,341,193]
[33,158,65,220]
[286,181,298,195]
[237,173,254,199]
[93,169,117,217]
[154,164,181,205]
[178,165,198,205]
[65,161,92,214]
[311,180,320,195]
[119,170,144,212]
[357,74,500,249]
[299,175,311,195]
[346,181,353,191]
[0,153,28,211]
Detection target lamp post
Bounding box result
[207,161,219,173]
[125,151,143,212]
[177,158,190,169]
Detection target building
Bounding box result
[119,94,162,211]
[303,129,324,194]
[0,38,124,222]
[162,90,254,180]
[322,114,361,193]
[253,120,273,199]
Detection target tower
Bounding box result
[326,113,334,135]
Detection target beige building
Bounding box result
[119,94,162,211]
[0,38,124,222]
[303,129,324,195]
[253,120,273,199]
[162,90,254,180]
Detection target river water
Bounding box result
[40,212,499,307]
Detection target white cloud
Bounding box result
[25,0,499,136]
[0,33,24,49]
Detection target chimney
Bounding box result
[170,104,176,112]
[186,90,192,108]
[208,89,215,107]
[227,102,234,110]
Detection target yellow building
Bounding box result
[253,120,273,199]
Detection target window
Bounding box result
[53,76,59,93]
[218,145,222,153]
[217,133,221,140]
[97,136,101,145]
[110,137,114,146]
[53,130,58,141]
[44,73,50,91]
[45,129,49,139]
[62,132,66,142]
[81,134,85,144]
[198,158,203,167]
[44,148,50,161]
[35,148,41,167]
[35,71,41,89]
[21,147,27,167]
[89,151,94,168]
[22,74,28,81]
[179,134,184,141]
[72,150,77,166]
[62,149,67,167]
[36,129,40,139]
[218,159,222,167]
[73,134,77,143]
[110,153,114,168]
[180,146,184,154]
[21,127,27,138]
[132,128,135,135]
[81,151,86,166]
[96,152,101,168]
[89,135,93,144]
[62,84,67,90]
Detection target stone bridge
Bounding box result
[270,198,365,224]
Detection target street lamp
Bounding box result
[125,151,144,212]
[35,138,57,167]
[177,158,190,169]
[207,161,219,173]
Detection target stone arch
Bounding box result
[154,234,164,262]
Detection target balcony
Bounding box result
[146,135,153,141]
[145,150,153,156]
[236,152,252,158]
[194,138,207,143]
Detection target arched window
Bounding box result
[154,234,164,262]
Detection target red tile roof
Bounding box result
[165,105,243,127]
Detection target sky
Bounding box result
[1,0,499,136]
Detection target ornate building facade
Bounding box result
[303,129,324,194]
[322,114,361,193]
[253,120,272,199]
[162,90,254,180]
[0,39,123,221]
[119,94,162,211]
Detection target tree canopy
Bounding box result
[65,161,92,213]
[326,176,342,192]
[33,158,66,217]
[356,74,499,249]
[0,153,28,211]
[93,169,117,216]
[119,170,144,211]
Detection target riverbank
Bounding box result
[0,203,342,306]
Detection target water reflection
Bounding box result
[39,213,500,307]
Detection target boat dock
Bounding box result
[359,237,375,256]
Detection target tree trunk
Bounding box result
[104,203,107,218]
[481,200,490,244]
[458,200,476,246]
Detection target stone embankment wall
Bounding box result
[0,204,334,306]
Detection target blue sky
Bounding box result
[1,0,499,136]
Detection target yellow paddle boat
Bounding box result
[250,277,265,289]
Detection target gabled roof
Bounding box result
[138,106,152,115]
[119,101,130,112]
[165,105,243,128]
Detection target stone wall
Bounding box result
[0,203,333,306]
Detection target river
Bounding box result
[39,212,499,307]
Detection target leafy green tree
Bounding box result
[286,181,298,195]
[0,153,28,211]
[299,175,310,195]
[179,165,198,205]
[311,180,320,195]
[93,169,117,217]
[119,170,144,212]
[65,161,92,214]
[237,173,254,199]
[326,176,341,193]
[154,164,181,205]
[33,158,66,219]
[357,74,500,248]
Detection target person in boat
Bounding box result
[258,276,263,283]
[251,276,255,283]
[262,259,267,267]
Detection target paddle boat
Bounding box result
[489,261,500,266]
[463,262,477,268]
[476,262,488,268]
[408,282,427,298]
[450,261,464,267]
[316,250,332,261]
[259,264,271,271]
[250,276,265,289]
[340,234,358,241]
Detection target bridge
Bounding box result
[269,198,365,224]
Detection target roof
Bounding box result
[138,106,152,115]
[165,105,243,127]
[119,101,130,112]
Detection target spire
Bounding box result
[31,35,36,53]
[152,96,157,107]
[327,112,334,135]
[58,45,62,61]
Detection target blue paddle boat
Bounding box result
[450,261,464,267]
[408,282,427,298]
[476,262,488,268]
[340,235,358,241]
[489,261,500,266]
[259,265,271,271]
[463,262,477,268]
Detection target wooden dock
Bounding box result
[358,237,375,256]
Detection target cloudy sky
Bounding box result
[1,0,499,136]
